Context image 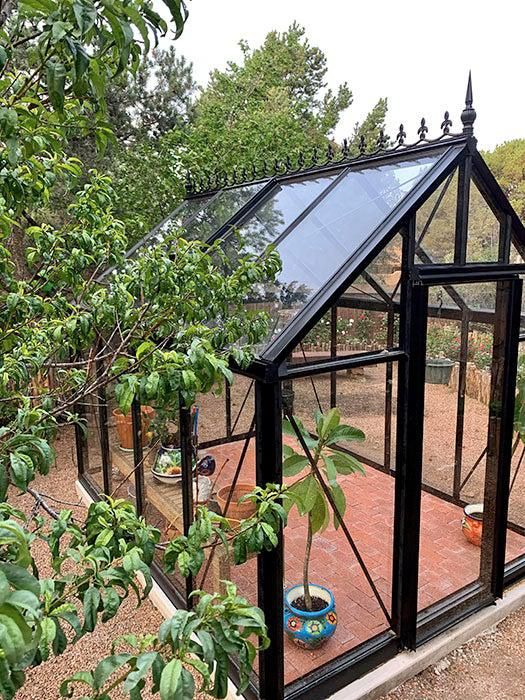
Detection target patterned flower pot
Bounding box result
[283,584,337,649]
[462,503,483,546]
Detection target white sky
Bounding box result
[166,0,525,152]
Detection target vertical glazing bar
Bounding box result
[225,380,232,438]
[392,219,428,649]
[131,398,145,515]
[453,316,470,500]
[179,398,195,607]
[330,305,337,408]
[498,213,512,264]
[480,279,522,597]
[74,404,88,478]
[384,307,395,471]
[454,156,472,264]
[255,380,284,700]
[95,358,111,495]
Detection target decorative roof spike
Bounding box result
[359,135,366,155]
[396,123,407,145]
[231,166,238,184]
[342,138,349,158]
[461,71,476,135]
[417,117,428,140]
[262,159,268,177]
[441,110,452,134]
[311,147,319,165]
[240,165,247,182]
[285,155,292,172]
[326,143,334,162]
[376,129,388,149]
[251,162,258,180]
[297,151,305,169]
[273,158,281,175]
[221,170,228,187]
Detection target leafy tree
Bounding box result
[0,0,286,698]
[107,46,196,141]
[185,22,386,173]
[484,139,525,222]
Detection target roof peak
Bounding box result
[461,71,477,135]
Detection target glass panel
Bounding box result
[256,153,441,353]
[281,366,395,684]
[466,182,501,262]
[506,343,525,565]
[418,283,496,615]
[415,170,457,263]
[127,195,212,259]
[231,175,336,256]
[184,182,265,240]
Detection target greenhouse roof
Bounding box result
[123,78,525,366]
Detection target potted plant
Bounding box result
[113,405,155,451]
[425,323,457,385]
[282,408,365,649]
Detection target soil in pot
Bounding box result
[291,595,327,612]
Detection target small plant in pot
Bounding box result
[151,408,185,480]
[282,408,365,649]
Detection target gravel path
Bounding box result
[382,605,525,699]
[12,427,211,700]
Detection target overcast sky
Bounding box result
[168,0,524,152]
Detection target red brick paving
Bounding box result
[203,440,525,685]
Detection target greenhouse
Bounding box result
[75,77,525,700]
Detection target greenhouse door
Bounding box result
[393,272,522,649]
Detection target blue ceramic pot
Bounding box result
[283,584,337,649]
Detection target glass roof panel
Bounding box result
[230,174,337,255]
[252,154,441,353]
[184,182,265,241]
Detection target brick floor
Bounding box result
[202,440,525,685]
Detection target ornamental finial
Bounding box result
[441,110,452,134]
[461,71,476,135]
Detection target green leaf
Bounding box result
[0,563,40,596]
[322,454,338,485]
[60,671,94,697]
[331,483,347,529]
[93,654,132,690]
[326,425,366,445]
[9,452,32,490]
[330,450,366,475]
[123,652,157,692]
[82,587,100,632]
[309,491,328,534]
[282,453,309,477]
[159,658,182,700]
[73,0,96,34]
[46,62,66,112]
[293,474,320,514]
[321,408,341,440]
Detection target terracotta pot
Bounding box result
[113,406,155,451]
[216,482,257,521]
[462,503,483,546]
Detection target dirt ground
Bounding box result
[382,604,525,699]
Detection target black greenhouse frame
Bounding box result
[77,77,525,700]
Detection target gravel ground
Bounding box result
[382,604,525,699]
[12,427,211,700]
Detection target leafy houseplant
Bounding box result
[282,409,365,648]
